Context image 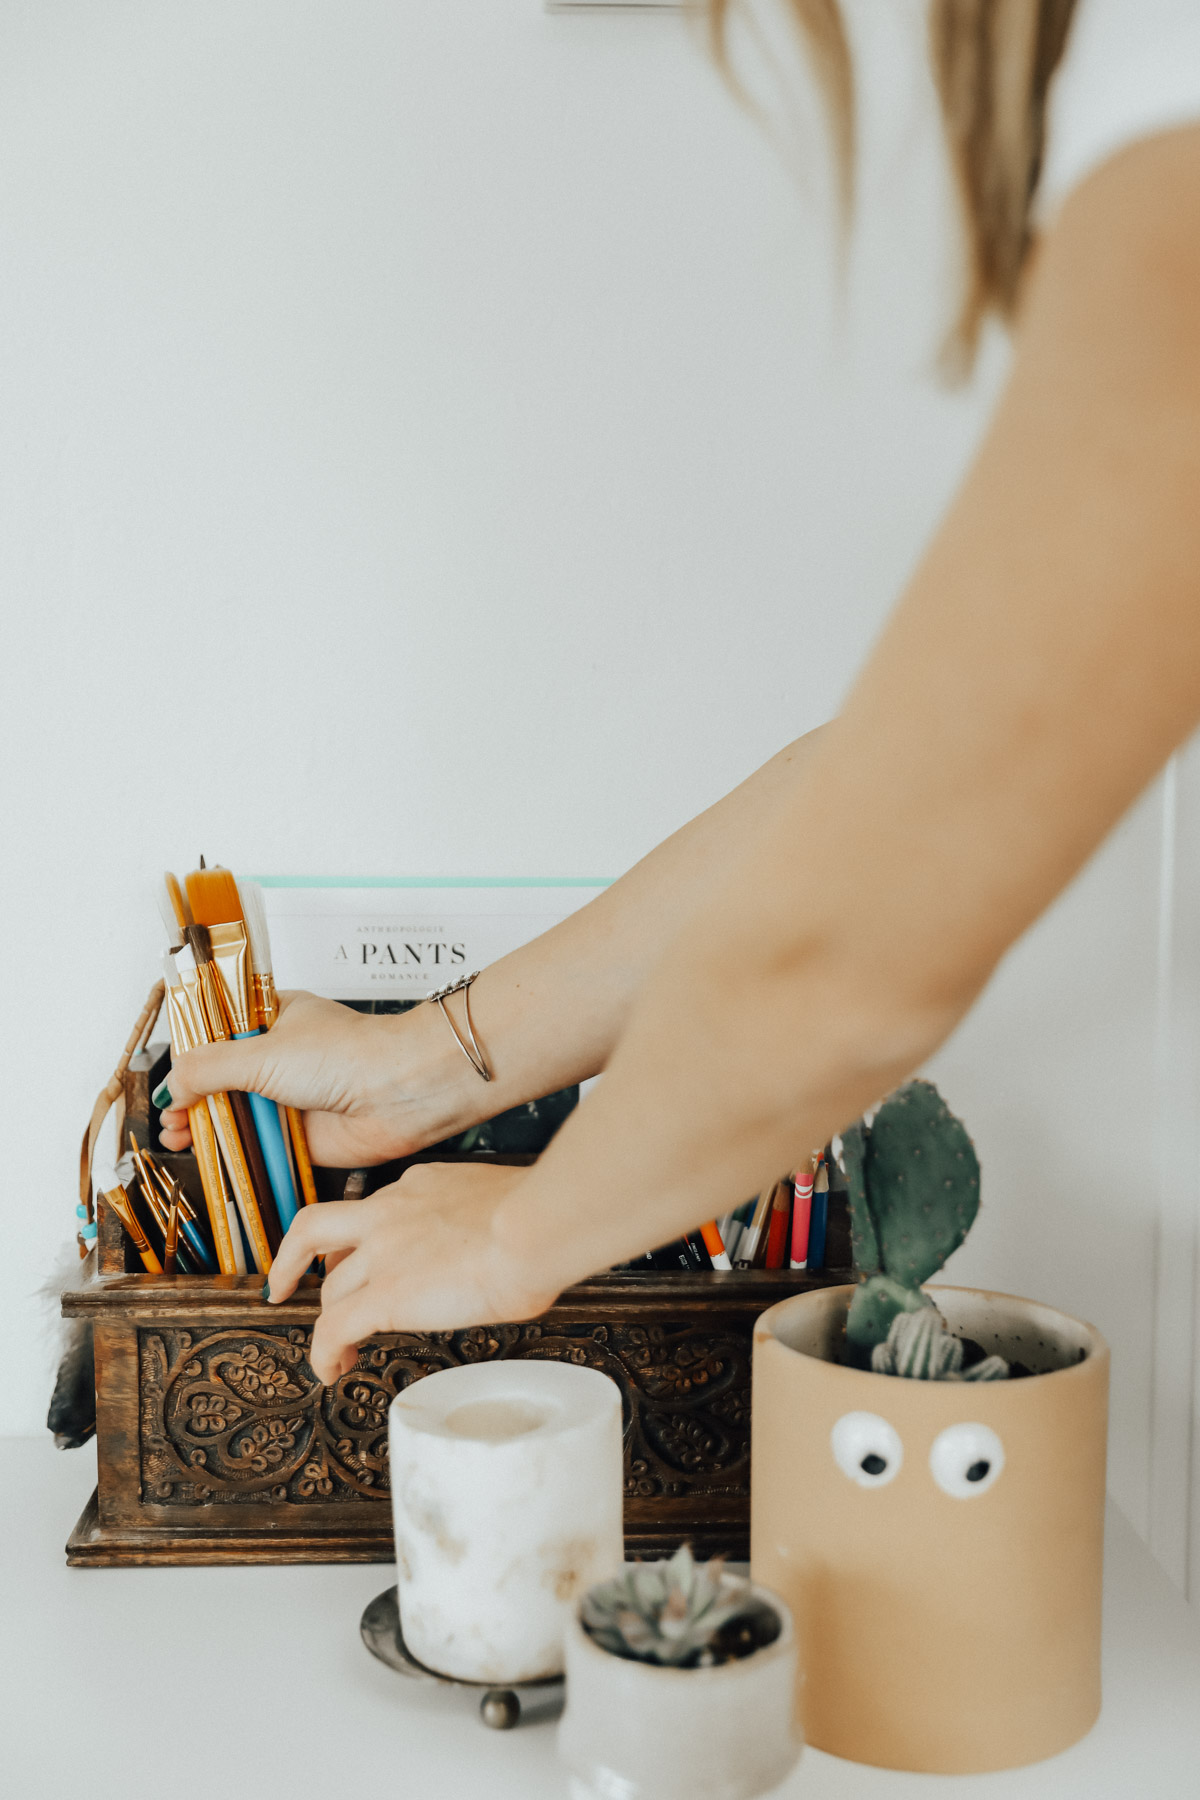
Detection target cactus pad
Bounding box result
[841,1079,983,1369]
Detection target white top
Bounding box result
[1042,0,1200,212]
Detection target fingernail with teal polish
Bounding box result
[261,1279,271,1302]
[153,1080,173,1110]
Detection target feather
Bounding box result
[41,1240,96,1448]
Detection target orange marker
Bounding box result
[699,1220,732,1272]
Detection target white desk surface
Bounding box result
[4,1434,1200,1800]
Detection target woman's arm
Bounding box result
[162,728,826,1165]
[266,123,1200,1376]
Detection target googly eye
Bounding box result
[929,1422,1005,1498]
[831,1411,903,1488]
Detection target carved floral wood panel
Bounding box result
[138,1319,752,1508]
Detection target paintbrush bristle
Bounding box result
[187,866,243,927]
[236,880,273,977]
[162,872,193,934]
[184,922,214,965]
[156,879,185,949]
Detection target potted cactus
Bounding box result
[839,1081,1010,1381]
[557,1544,800,1800]
[751,1080,1110,1774]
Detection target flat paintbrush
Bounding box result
[175,937,274,1273]
[187,868,301,1233]
[100,1184,163,1274]
[161,947,245,1275]
[183,920,282,1258]
[238,879,320,1209]
[159,881,244,1275]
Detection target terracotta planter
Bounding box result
[557,1584,801,1800]
[751,1284,1109,1774]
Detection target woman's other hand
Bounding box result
[263,1162,553,1382]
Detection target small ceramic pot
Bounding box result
[751,1284,1109,1774]
[557,1583,801,1800]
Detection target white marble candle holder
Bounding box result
[388,1361,624,1684]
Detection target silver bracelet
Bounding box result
[425,971,492,1083]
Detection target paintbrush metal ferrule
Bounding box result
[101,1185,163,1274]
[162,954,192,1050]
[163,1170,197,1225]
[163,981,185,1053]
[184,926,233,1042]
[163,1193,180,1274]
[127,1142,167,1229]
[205,920,253,1035]
[252,973,279,1030]
[146,1147,202,1229]
[174,945,210,1041]
[140,1177,169,1236]
[237,881,279,1026]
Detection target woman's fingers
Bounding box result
[318,1246,369,1307]
[169,1039,273,1109]
[158,1107,193,1152]
[266,1200,367,1301]
[271,1165,547,1384]
[310,1285,383,1384]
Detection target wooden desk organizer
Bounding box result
[61,1048,852,1566]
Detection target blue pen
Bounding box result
[807,1162,829,1271]
[235,1035,301,1230]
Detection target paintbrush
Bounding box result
[100,1184,163,1274]
[238,878,319,1209]
[186,867,301,1232]
[158,882,245,1274]
[126,1137,198,1273]
[161,950,246,1274]
[163,1186,180,1274]
[114,1148,169,1263]
[733,1184,776,1269]
[137,1140,218,1273]
[173,937,273,1272]
[182,917,282,1258]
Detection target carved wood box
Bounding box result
[61,1051,852,1567]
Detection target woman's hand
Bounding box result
[264,1162,556,1382]
[159,991,473,1166]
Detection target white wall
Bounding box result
[2,0,1194,1596]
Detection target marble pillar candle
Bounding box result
[388,1361,624,1683]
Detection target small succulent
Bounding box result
[580,1543,781,1669]
[871,1306,1009,1382]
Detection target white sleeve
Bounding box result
[1039,0,1200,219]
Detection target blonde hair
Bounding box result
[708,0,1080,370]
